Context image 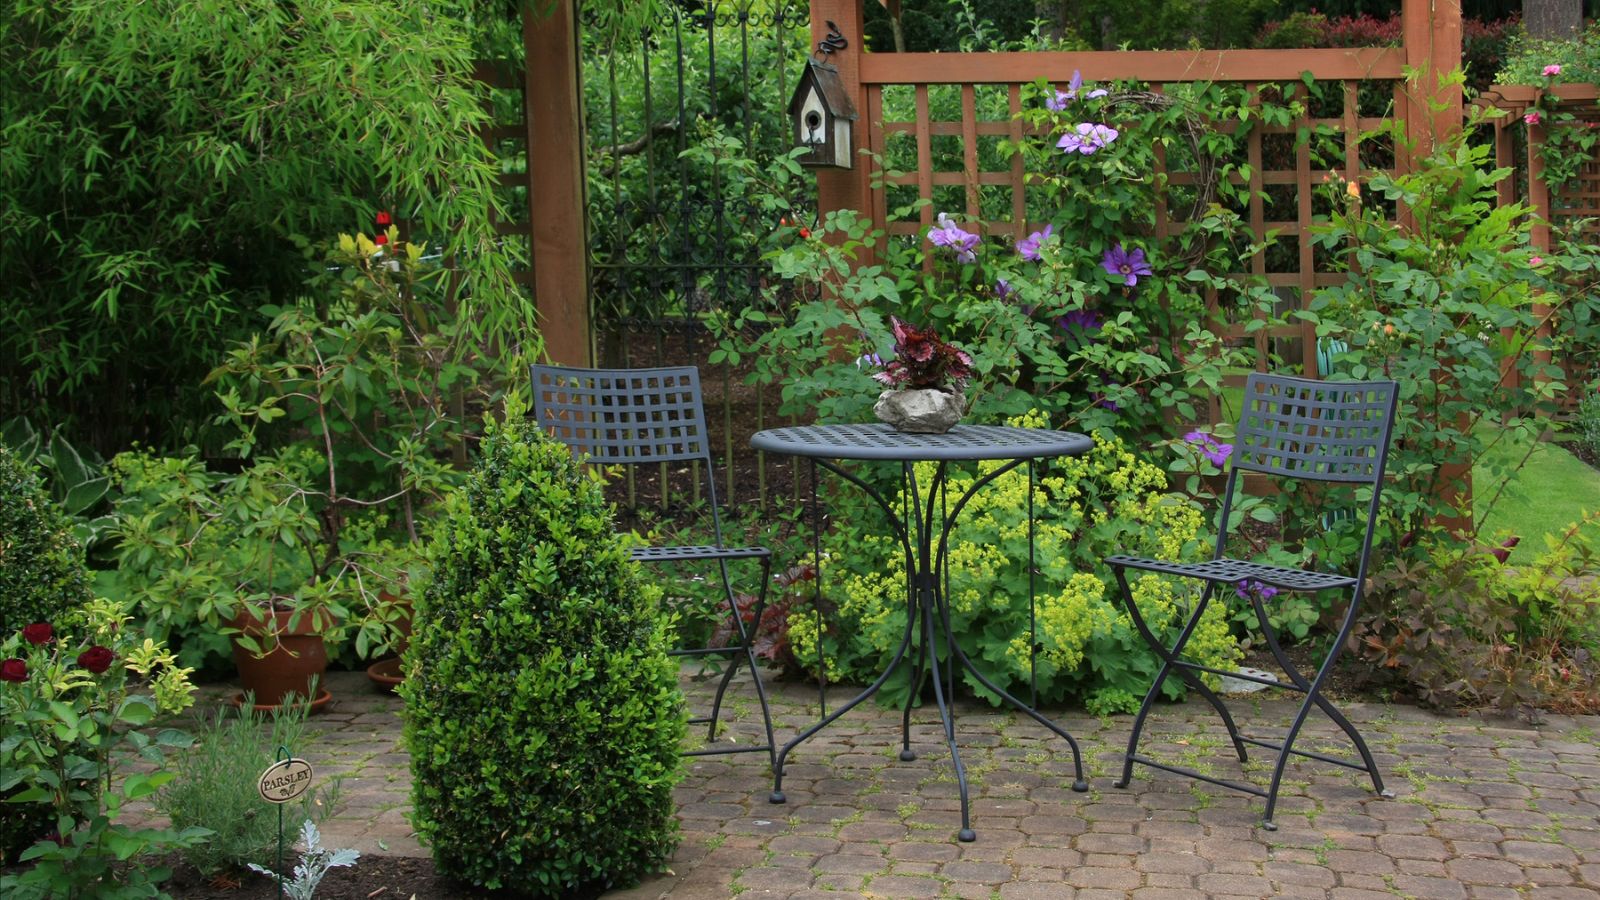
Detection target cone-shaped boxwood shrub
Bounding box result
[0,444,94,863]
[401,412,685,897]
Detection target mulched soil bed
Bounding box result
[161,855,493,900]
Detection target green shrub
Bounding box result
[1577,384,1600,460]
[401,411,685,897]
[0,445,95,863]
[0,445,91,633]
[154,696,341,877]
[1356,527,1600,716]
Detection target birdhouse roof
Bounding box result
[788,60,859,121]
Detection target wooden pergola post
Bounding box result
[809,0,872,262]
[1400,0,1464,166]
[525,0,592,367]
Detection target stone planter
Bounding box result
[874,387,965,434]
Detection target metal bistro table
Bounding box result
[751,422,1094,842]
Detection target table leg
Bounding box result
[771,456,1089,842]
[929,459,1090,796]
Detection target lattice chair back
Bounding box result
[530,365,712,463]
[1220,373,1399,579]
[531,364,726,540]
[1232,373,1398,485]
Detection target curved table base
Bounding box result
[769,457,1087,842]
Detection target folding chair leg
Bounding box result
[1113,572,1247,789]
[699,556,778,770]
[1254,587,1389,829]
[705,650,744,742]
[1249,589,1389,802]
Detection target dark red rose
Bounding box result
[374,234,389,246]
[0,658,26,683]
[21,623,52,645]
[375,211,392,226]
[77,646,115,675]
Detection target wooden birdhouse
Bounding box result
[788,60,857,169]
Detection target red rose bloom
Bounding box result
[21,623,52,645]
[78,646,115,675]
[376,211,392,226]
[374,234,389,246]
[0,659,26,683]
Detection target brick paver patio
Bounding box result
[246,669,1600,898]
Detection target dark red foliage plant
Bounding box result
[873,316,976,390]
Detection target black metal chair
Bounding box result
[1106,373,1399,830]
[531,365,777,768]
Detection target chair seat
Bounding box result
[630,544,772,563]
[1104,555,1357,593]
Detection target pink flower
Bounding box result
[1524,111,1542,126]
[1543,64,1562,77]
[1530,255,1544,267]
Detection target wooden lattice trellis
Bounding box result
[859,49,1409,394]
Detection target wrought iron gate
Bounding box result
[581,1,814,510]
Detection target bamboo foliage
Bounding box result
[1,0,531,452]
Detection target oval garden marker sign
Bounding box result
[257,758,315,804]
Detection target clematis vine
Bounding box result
[928,212,980,264]
[1057,122,1119,155]
[1016,224,1053,261]
[1101,243,1153,287]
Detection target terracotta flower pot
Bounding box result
[229,608,329,709]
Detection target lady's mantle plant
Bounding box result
[794,417,1239,715]
[0,599,205,899]
[401,406,684,897]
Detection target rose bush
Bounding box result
[0,599,207,899]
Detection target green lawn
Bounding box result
[1475,429,1600,549]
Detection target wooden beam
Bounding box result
[525,0,591,367]
[860,48,1406,85]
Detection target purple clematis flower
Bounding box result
[928,212,979,264]
[1183,429,1233,467]
[1016,224,1053,261]
[1046,70,1084,111]
[994,278,1013,300]
[855,351,883,370]
[1086,88,1108,98]
[1057,122,1119,155]
[1055,308,1102,334]
[1235,580,1280,602]
[1101,243,1153,286]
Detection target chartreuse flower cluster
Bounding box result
[801,413,1239,713]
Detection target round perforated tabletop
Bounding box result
[750,424,1092,462]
